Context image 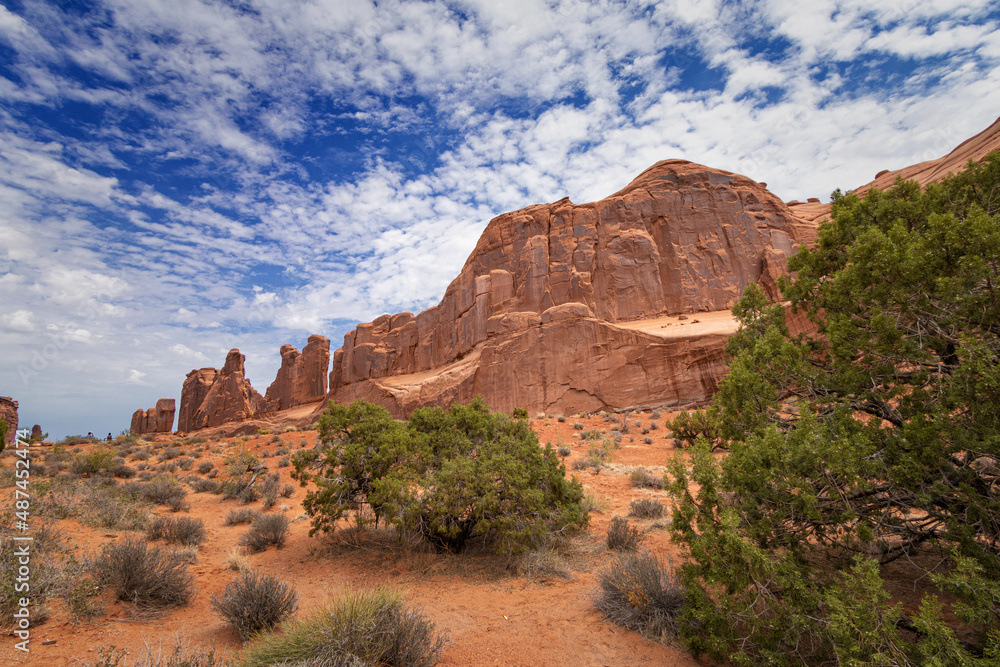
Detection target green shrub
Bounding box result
[71,447,115,474]
[594,551,683,643]
[293,398,588,555]
[241,587,445,667]
[91,536,194,607]
[211,569,297,641]
[667,157,1000,664]
[606,517,643,551]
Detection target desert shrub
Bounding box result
[280,484,294,498]
[628,467,663,490]
[207,468,218,479]
[197,461,213,475]
[512,407,529,419]
[571,457,588,471]
[628,498,665,519]
[91,536,194,607]
[293,398,588,555]
[131,449,151,461]
[239,514,289,552]
[211,569,298,641]
[594,551,684,643]
[650,421,659,430]
[581,429,603,441]
[261,449,271,458]
[275,447,289,456]
[572,422,584,430]
[225,508,262,526]
[111,463,137,479]
[189,478,221,494]
[81,637,229,667]
[221,447,263,501]
[261,493,276,510]
[158,447,182,461]
[60,435,97,446]
[123,475,188,509]
[66,577,103,621]
[581,491,607,514]
[1,526,62,625]
[667,159,1000,665]
[276,456,290,468]
[177,457,194,471]
[146,516,206,546]
[668,406,724,450]
[557,446,571,457]
[72,447,115,474]
[606,517,643,551]
[241,587,445,667]
[557,416,567,423]
[643,437,653,444]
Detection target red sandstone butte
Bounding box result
[265,335,330,411]
[178,350,265,432]
[130,398,176,435]
[0,396,17,446]
[327,159,815,417]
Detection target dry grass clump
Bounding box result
[146,515,207,546]
[239,514,289,552]
[211,569,298,641]
[225,548,251,573]
[241,587,445,667]
[593,551,684,644]
[606,517,644,551]
[189,477,221,493]
[91,536,194,608]
[123,475,189,510]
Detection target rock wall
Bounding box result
[328,160,813,415]
[178,350,266,432]
[130,398,176,434]
[264,335,330,411]
[0,397,17,447]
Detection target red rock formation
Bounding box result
[328,160,813,416]
[265,335,330,411]
[178,350,265,432]
[30,425,42,441]
[0,397,17,447]
[130,398,176,434]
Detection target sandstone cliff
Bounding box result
[264,335,330,411]
[327,160,813,416]
[178,350,265,432]
[130,398,176,435]
[0,396,17,446]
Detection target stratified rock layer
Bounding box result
[265,335,330,411]
[130,398,176,435]
[178,350,265,432]
[328,159,814,416]
[0,397,17,447]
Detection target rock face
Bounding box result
[328,159,814,416]
[30,425,42,441]
[130,398,176,435]
[0,397,17,447]
[178,350,266,432]
[265,335,331,411]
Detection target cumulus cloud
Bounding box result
[1,0,998,437]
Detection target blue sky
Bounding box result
[1,0,999,439]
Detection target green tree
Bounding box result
[667,153,1000,665]
[292,398,588,555]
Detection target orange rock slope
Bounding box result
[329,159,815,416]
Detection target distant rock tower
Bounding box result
[265,334,331,411]
[130,398,176,435]
[0,397,17,447]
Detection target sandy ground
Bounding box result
[1,413,714,667]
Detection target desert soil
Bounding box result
[1,411,714,667]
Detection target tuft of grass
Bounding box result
[146,515,206,546]
[606,517,644,551]
[241,587,445,667]
[593,551,684,643]
[224,549,251,574]
[211,569,298,641]
[91,536,194,608]
[239,514,289,552]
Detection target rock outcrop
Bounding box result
[327,159,814,416]
[178,350,266,432]
[0,397,17,447]
[30,425,42,441]
[130,399,176,435]
[265,335,331,411]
